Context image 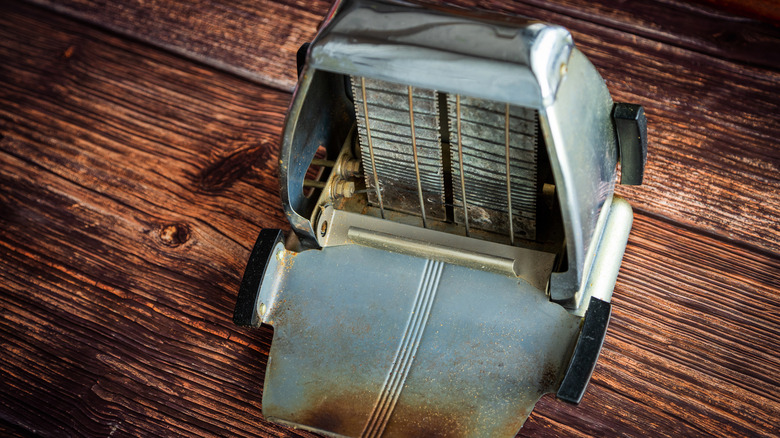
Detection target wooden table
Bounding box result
[1,0,778,436]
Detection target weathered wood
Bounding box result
[26,0,780,258]
[462,0,780,69]
[1,3,779,438]
[28,0,780,91]
[0,7,288,438]
[698,0,780,24]
[25,0,331,93]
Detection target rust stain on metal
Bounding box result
[540,360,561,392]
[293,388,473,438]
[294,390,375,437]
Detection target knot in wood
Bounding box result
[160,223,190,247]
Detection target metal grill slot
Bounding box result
[352,77,446,221]
[448,94,538,240]
[351,76,538,242]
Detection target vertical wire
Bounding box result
[361,77,385,218]
[408,85,427,228]
[505,102,515,245]
[456,94,470,236]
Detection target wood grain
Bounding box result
[0,2,778,438]
[25,0,332,93]
[0,4,290,436]
[26,0,780,258]
[697,0,780,24]
[464,0,780,69]
[28,0,780,90]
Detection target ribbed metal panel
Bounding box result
[447,94,538,240]
[352,77,446,220]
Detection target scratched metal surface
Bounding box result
[352,77,447,221]
[447,95,539,240]
[261,245,581,438]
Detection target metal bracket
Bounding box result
[233,229,284,327]
[614,103,648,185]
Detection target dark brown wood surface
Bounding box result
[0,0,778,437]
[25,0,780,256]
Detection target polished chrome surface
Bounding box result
[540,49,618,304]
[575,196,633,315]
[311,0,573,107]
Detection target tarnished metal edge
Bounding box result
[234,229,284,327]
[349,228,516,282]
[574,196,633,316]
[309,0,573,108]
[540,48,618,304]
[317,206,555,290]
[256,242,290,326]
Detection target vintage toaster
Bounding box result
[233,0,647,436]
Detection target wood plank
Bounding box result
[458,0,780,69]
[1,3,778,437]
[0,4,291,437]
[28,0,780,92]
[26,0,780,257]
[26,0,330,93]
[698,0,780,24]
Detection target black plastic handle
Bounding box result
[557,297,612,404]
[613,103,648,185]
[233,229,284,327]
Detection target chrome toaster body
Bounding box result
[233,1,648,436]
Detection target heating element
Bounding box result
[353,77,540,241]
[446,93,538,240]
[353,78,446,222]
